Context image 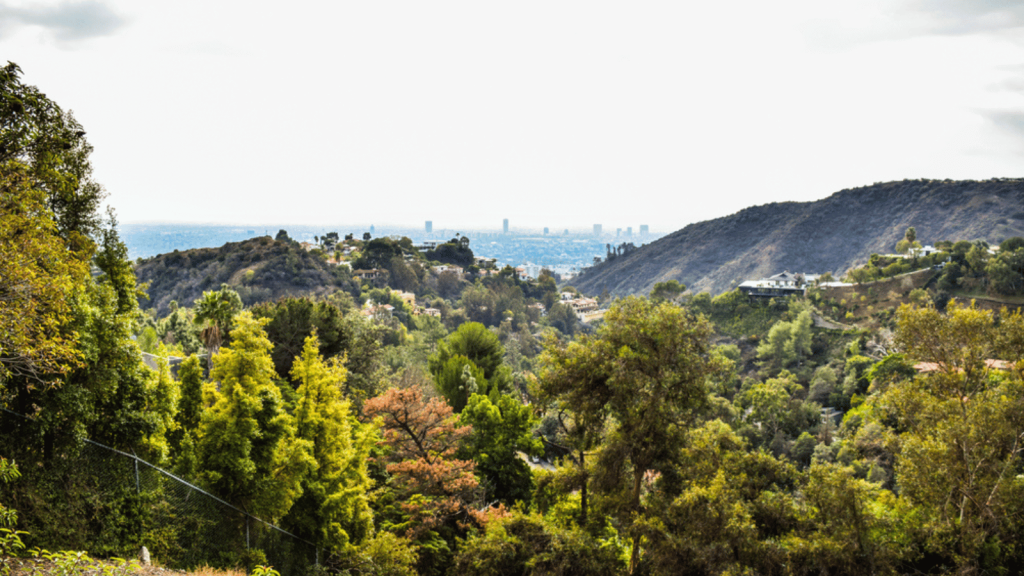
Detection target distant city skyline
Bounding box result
[120,219,668,235]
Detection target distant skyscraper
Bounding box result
[425,220,432,233]
[543,227,549,235]
[640,224,649,236]
[616,228,621,238]
[593,224,602,236]
[626,227,632,237]
[503,218,509,234]
[370,225,375,235]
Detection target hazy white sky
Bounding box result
[3,0,1023,232]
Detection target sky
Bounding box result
[2,0,1023,233]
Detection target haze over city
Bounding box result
[2,0,1023,231]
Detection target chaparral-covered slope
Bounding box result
[575,178,1024,297]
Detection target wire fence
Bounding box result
[0,409,318,576]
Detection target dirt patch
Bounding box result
[811,314,850,331]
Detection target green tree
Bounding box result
[965,241,989,274]
[879,301,1024,572]
[338,532,419,576]
[0,161,87,385]
[426,242,474,268]
[197,312,315,521]
[175,355,205,434]
[458,393,543,505]
[171,354,204,477]
[433,355,489,413]
[352,237,403,270]
[757,310,813,372]
[784,463,911,574]
[1,64,170,469]
[452,511,624,576]
[649,280,685,303]
[193,284,243,360]
[0,63,105,251]
[429,322,511,395]
[138,349,180,465]
[742,377,790,441]
[157,301,203,355]
[457,284,499,326]
[27,219,156,453]
[388,256,420,293]
[250,297,348,379]
[639,420,799,575]
[539,296,722,573]
[285,332,375,552]
[544,302,579,336]
[986,243,1024,295]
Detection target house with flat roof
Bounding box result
[738,271,807,298]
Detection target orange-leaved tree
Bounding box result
[364,385,482,536]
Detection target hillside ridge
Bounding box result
[135,235,359,316]
[574,178,1024,297]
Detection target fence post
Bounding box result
[133,453,140,494]
[246,516,250,550]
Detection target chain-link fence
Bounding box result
[0,410,318,576]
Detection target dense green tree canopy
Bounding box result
[540,296,724,572]
[250,297,348,379]
[458,393,543,505]
[429,322,511,395]
[198,312,315,521]
[285,332,375,552]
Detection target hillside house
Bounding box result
[354,269,381,280]
[738,271,807,298]
[433,265,464,275]
[361,302,394,319]
[568,297,599,318]
[475,256,498,269]
[396,291,416,307]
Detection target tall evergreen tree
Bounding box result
[285,332,375,552]
[198,312,314,521]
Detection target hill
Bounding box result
[135,235,359,316]
[574,178,1024,297]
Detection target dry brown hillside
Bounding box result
[575,178,1024,297]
